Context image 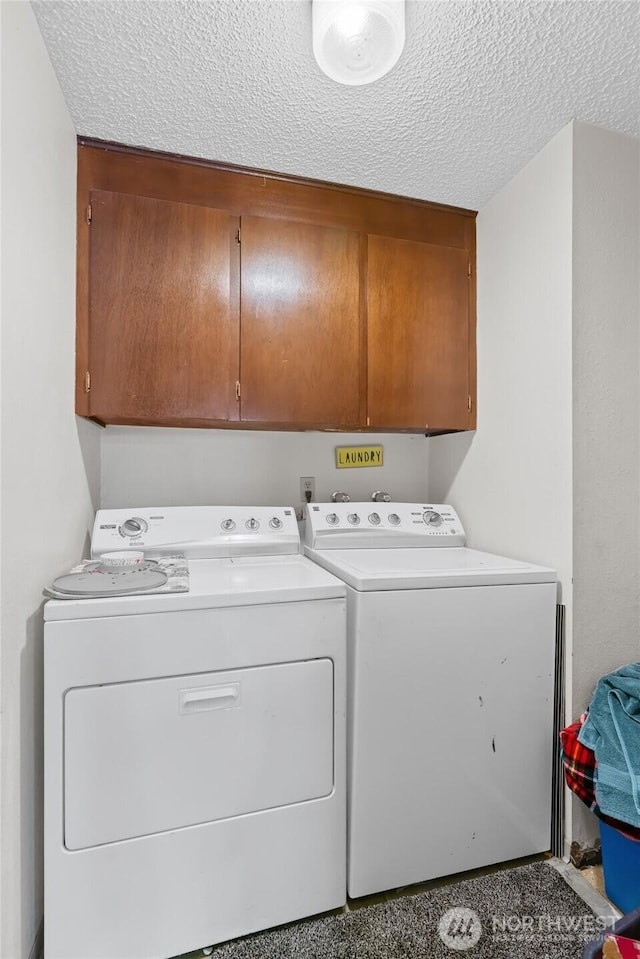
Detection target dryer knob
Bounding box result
[388,513,401,526]
[423,510,443,527]
[221,518,236,532]
[326,513,339,526]
[119,517,148,537]
[347,513,361,525]
[368,512,381,525]
[245,518,260,531]
[269,517,283,530]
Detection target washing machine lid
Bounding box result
[44,554,346,621]
[303,546,556,591]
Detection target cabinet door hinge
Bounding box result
[235,228,241,245]
[86,204,92,225]
[235,380,241,401]
[468,395,472,413]
[85,371,91,393]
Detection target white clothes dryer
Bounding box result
[44,506,346,959]
[304,502,557,899]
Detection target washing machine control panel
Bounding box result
[92,506,300,559]
[304,503,465,549]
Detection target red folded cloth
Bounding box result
[560,715,640,841]
[561,715,598,809]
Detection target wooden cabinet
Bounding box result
[367,235,471,431]
[240,217,363,427]
[88,192,239,424]
[76,141,476,433]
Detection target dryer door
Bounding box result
[64,658,334,849]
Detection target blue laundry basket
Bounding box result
[599,819,640,914]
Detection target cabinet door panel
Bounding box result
[367,236,470,430]
[240,217,362,426]
[89,191,239,422]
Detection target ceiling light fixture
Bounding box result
[312,0,405,86]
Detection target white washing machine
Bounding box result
[304,502,557,899]
[44,506,347,959]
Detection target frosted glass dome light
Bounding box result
[312,0,405,86]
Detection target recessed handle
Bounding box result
[178,683,240,714]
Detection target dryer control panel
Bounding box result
[92,506,300,559]
[304,503,465,549]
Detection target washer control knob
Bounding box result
[423,510,444,527]
[388,513,401,526]
[326,513,339,526]
[245,518,260,531]
[347,513,361,525]
[269,517,283,530]
[368,512,381,525]
[221,518,236,532]
[119,517,148,537]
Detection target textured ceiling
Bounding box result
[32,0,639,210]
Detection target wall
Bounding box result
[100,427,428,511]
[428,124,574,590]
[571,122,640,844]
[0,5,101,957]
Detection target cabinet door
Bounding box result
[88,191,239,423]
[367,235,470,430]
[240,216,362,427]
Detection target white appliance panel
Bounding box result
[305,545,556,590]
[46,583,347,958]
[304,502,465,549]
[92,505,300,558]
[46,599,345,685]
[65,659,334,850]
[346,582,557,897]
[48,798,342,959]
[45,554,345,621]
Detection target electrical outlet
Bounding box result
[299,476,315,504]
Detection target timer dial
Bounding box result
[119,517,148,537]
[423,510,443,527]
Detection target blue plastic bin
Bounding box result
[600,819,640,914]
[582,904,640,958]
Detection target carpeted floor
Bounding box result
[203,862,612,958]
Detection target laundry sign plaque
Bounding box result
[335,445,383,469]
